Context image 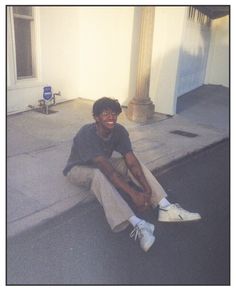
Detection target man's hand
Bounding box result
[93,155,152,212]
[131,190,152,211]
[93,156,144,202]
[124,152,152,196]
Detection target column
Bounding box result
[127,7,155,122]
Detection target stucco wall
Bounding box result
[7,6,134,113]
[149,7,186,115]
[205,15,229,87]
[76,7,134,104]
[40,6,134,104]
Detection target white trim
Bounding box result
[13,14,34,20]
[7,6,42,89]
[33,7,42,83]
[8,7,17,85]
[7,80,44,90]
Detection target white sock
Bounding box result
[128,216,142,227]
[159,197,171,209]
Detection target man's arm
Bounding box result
[92,155,150,209]
[124,151,152,197]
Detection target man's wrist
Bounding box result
[142,186,152,195]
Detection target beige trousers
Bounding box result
[67,157,167,232]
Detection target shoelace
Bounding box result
[174,203,181,209]
[130,225,143,240]
[174,203,188,213]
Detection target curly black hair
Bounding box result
[92,97,122,116]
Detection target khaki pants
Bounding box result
[67,157,167,232]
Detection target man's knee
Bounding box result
[67,166,95,188]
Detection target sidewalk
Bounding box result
[7,85,229,237]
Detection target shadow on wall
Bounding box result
[139,46,209,116]
[175,21,211,99]
[175,46,206,95]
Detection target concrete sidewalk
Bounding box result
[7,85,229,237]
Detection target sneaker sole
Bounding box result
[143,236,156,252]
[158,217,202,222]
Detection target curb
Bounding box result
[152,137,229,176]
[7,192,95,239]
[7,138,229,239]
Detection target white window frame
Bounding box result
[7,6,42,89]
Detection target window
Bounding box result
[12,6,36,79]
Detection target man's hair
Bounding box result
[92,97,122,116]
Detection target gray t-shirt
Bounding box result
[63,123,132,176]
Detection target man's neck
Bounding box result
[95,123,112,139]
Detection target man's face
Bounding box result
[95,108,118,130]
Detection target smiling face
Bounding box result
[93,97,122,137]
[94,108,118,137]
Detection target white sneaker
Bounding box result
[158,203,201,222]
[130,220,155,252]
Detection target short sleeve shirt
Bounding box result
[63,123,132,175]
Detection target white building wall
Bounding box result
[205,15,229,87]
[76,7,134,104]
[7,7,229,115]
[175,8,211,97]
[149,7,187,115]
[40,6,134,104]
[39,7,81,102]
[7,6,134,114]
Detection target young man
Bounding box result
[63,97,201,252]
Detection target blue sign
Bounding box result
[43,86,53,101]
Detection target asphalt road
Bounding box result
[7,140,230,285]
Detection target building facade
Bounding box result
[7,6,229,116]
